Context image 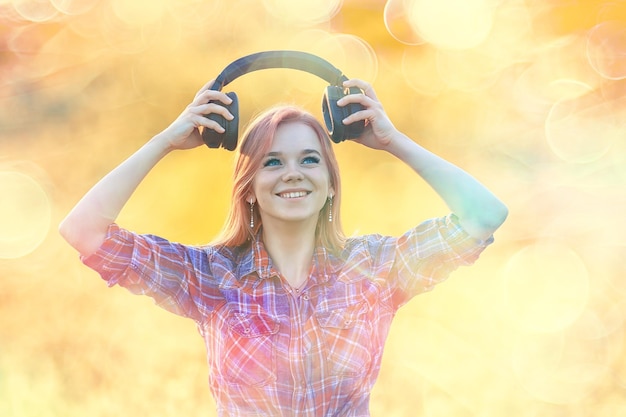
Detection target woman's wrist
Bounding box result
[385,131,423,161]
[147,131,178,157]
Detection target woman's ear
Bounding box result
[247,195,256,204]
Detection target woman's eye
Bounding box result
[263,158,281,167]
[302,155,320,164]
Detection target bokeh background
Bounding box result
[2,0,626,415]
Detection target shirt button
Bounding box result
[244,328,251,334]
[302,293,309,300]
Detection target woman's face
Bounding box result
[250,122,334,228]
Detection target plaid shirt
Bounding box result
[83,214,493,416]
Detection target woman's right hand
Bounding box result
[157,79,234,151]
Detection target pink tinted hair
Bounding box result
[211,105,345,252]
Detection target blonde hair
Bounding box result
[211,105,345,253]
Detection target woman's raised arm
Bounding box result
[339,79,508,240]
[59,81,234,256]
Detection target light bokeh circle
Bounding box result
[111,0,166,26]
[50,0,99,15]
[502,241,589,333]
[11,0,59,22]
[262,0,342,26]
[401,46,446,96]
[512,330,611,404]
[383,0,425,45]
[586,21,626,80]
[408,0,495,50]
[545,92,621,164]
[287,30,378,93]
[0,170,52,259]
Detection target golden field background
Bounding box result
[1,0,626,415]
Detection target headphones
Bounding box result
[202,50,365,151]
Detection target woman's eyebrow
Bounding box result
[264,149,322,157]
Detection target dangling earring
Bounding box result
[328,196,333,223]
[249,201,255,228]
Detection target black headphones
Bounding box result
[202,50,365,151]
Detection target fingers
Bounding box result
[337,79,381,125]
[191,98,234,119]
[340,107,374,127]
[193,114,226,133]
[194,79,215,100]
[193,79,234,107]
[342,78,379,101]
[173,86,235,137]
[187,89,235,123]
[337,79,380,109]
[194,88,233,106]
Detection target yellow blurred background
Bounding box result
[1,0,625,415]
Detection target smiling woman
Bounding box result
[251,123,332,226]
[58,55,507,415]
[213,106,342,253]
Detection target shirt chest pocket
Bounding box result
[315,302,373,377]
[222,311,280,386]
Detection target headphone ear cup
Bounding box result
[202,92,239,151]
[342,86,365,140]
[322,86,346,143]
[322,86,365,143]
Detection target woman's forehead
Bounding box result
[269,122,323,152]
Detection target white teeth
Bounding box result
[279,191,308,199]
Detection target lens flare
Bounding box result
[0,170,52,259]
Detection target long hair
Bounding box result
[211,105,345,253]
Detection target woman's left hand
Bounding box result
[338,79,398,150]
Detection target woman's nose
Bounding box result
[282,163,304,182]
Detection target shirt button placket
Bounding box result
[289,288,310,413]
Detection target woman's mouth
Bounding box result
[277,191,309,199]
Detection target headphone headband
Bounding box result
[202,50,364,150]
[210,51,348,91]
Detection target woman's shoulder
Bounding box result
[339,215,455,257]
[340,232,397,259]
[200,241,253,263]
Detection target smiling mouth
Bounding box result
[277,191,310,199]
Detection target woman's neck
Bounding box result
[261,219,317,289]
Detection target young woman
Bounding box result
[59,78,508,416]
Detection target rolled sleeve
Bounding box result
[361,214,493,308]
[81,223,137,287]
[397,214,493,297]
[81,223,205,320]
